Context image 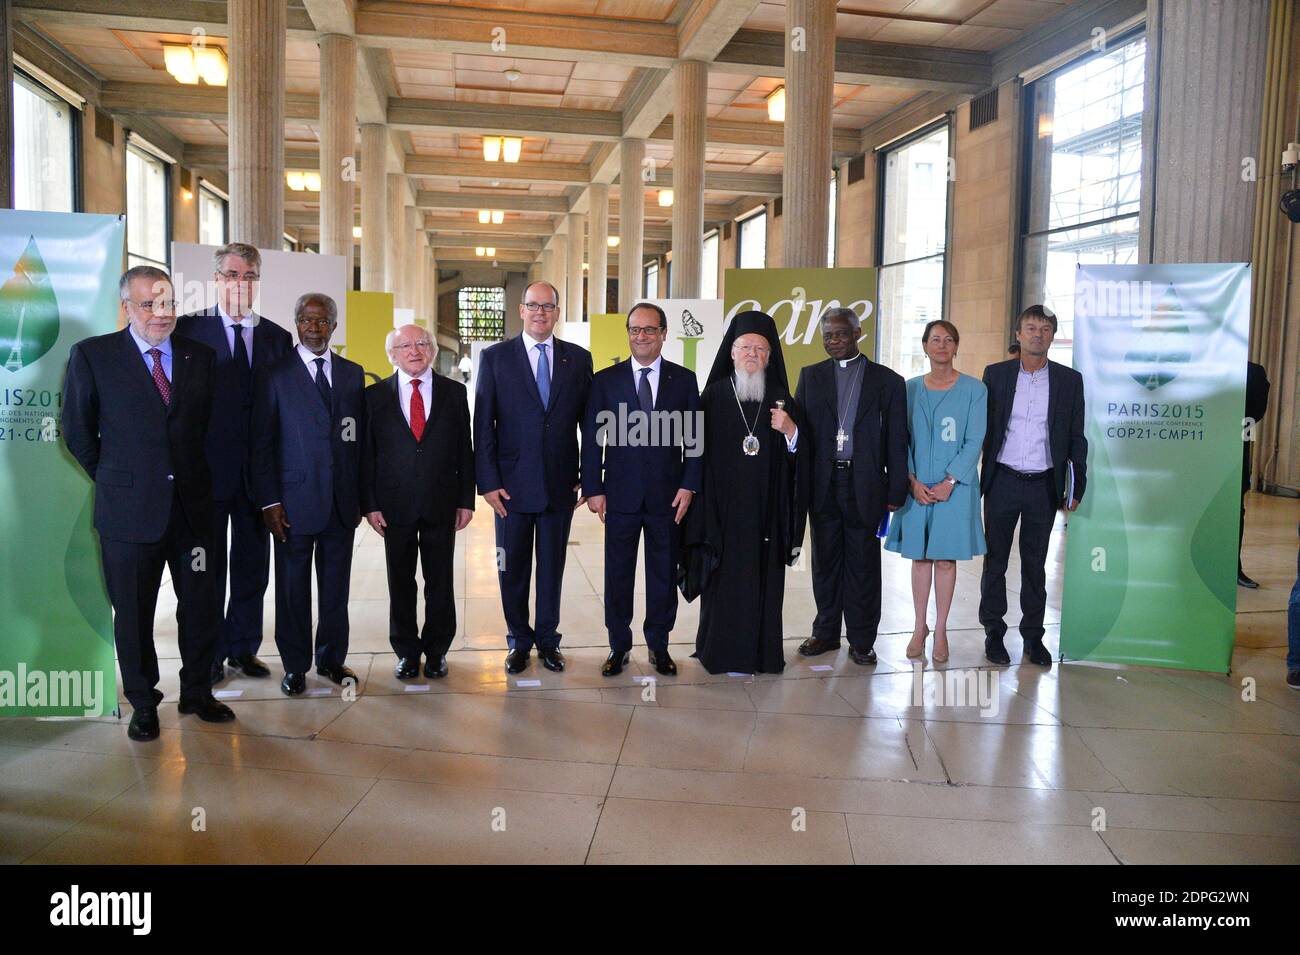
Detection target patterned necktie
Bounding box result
[313,357,332,409]
[535,342,551,409]
[409,378,426,442]
[638,366,653,414]
[147,347,171,406]
[231,321,252,401]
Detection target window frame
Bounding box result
[125,137,173,269]
[12,67,82,214]
[735,206,767,269]
[197,180,229,246]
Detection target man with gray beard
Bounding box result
[681,311,807,674]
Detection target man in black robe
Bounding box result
[681,311,806,674]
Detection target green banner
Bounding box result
[0,210,123,716]
[1061,263,1249,672]
[723,267,877,382]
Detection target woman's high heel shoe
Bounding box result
[932,631,950,664]
[906,626,929,659]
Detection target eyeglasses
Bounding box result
[218,270,260,282]
[392,341,432,353]
[127,299,177,314]
[628,326,664,337]
[733,344,770,355]
[523,302,558,314]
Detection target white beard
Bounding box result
[733,367,766,402]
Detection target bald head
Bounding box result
[387,323,435,376]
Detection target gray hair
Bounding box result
[213,242,262,273]
[385,326,434,352]
[293,292,337,324]
[821,306,861,332]
[119,265,171,300]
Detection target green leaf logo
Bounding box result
[0,235,61,372]
[1124,284,1191,391]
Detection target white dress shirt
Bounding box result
[630,354,662,406]
[397,367,434,426]
[523,331,556,378]
[297,343,332,385]
[218,303,258,361]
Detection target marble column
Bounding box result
[1140,0,1270,263]
[587,184,609,317]
[359,124,387,291]
[671,60,707,297]
[385,173,404,298]
[228,0,285,248]
[781,0,835,268]
[618,137,646,311]
[318,34,355,267]
[566,212,586,321]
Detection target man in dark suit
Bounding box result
[794,307,909,666]
[176,242,292,683]
[62,266,234,741]
[362,324,474,680]
[474,280,593,674]
[979,304,1088,668]
[582,302,703,677]
[249,293,365,696]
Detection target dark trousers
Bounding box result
[810,468,881,650]
[979,465,1056,644]
[99,492,218,710]
[495,506,574,652]
[384,518,456,660]
[211,485,271,660]
[604,508,677,654]
[273,507,355,673]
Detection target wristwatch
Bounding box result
[945,476,957,486]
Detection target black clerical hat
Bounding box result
[704,309,791,394]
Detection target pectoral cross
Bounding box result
[836,428,848,452]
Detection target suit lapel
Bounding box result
[547,339,568,413]
[119,328,166,411]
[513,335,545,410]
[852,356,875,426]
[167,338,188,416]
[420,373,445,439]
[1046,360,1061,435]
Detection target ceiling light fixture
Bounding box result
[502,137,523,163]
[478,209,491,224]
[162,44,227,86]
[503,68,522,82]
[352,226,362,239]
[658,189,674,207]
[286,170,306,191]
[491,210,505,224]
[766,85,786,123]
[475,246,486,256]
[607,236,620,248]
[482,136,502,162]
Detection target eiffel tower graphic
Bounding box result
[4,301,27,372]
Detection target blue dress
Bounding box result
[885,373,988,561]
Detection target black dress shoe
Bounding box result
[648,648,677,676]
[228,654,271,678]
[539,647,566,672]
[848,646,877,666]
[178,695,236,723]
[127,706,160,742]
[1023,639,1053,667]
[281,672,306,696]
[505,649,531,674]
[315,664,358,686]
[423,655,448,679]
[984,636,1011,665]
[798,637,841,657]
[395,657,420,680]
[1238,570,1259,589]
[602,650,630,677]
[210,659,226,685]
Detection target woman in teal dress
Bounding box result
[885,320,987,663]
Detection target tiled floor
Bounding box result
[3,493,1298,864]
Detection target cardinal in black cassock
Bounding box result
[679,311,807,674]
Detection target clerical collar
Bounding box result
[838,354,863,369]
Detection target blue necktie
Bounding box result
[314,357,332,409]
[536,343,551,409]
[638,366,653,413]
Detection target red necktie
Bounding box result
[147,347,171,406]
[410,378,426,442]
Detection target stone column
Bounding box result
[318,34,355,267]
[426,247,439,332]
[385,173,404,298]
[1140,0,1270,263]
[0,0,14,208]
[359,124,387,291]
[671,60,707,297]
[587,184,609,316]
[551,234,568,317]
[781,0,835,268]
[405,205,421,314]
[566,212,586,321]
[618,137,646,311]
[228,0,286,248]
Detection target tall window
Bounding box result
[877,121,950,376]
[701,230,719,299]
[457,286,505,341]
[13,73,76,213]
[198,183,227,246]
[737,208,766,268]
[827,172,837,267]
[1019,34,1145,367]
[643,260,659,299]
[126,140,170,268]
